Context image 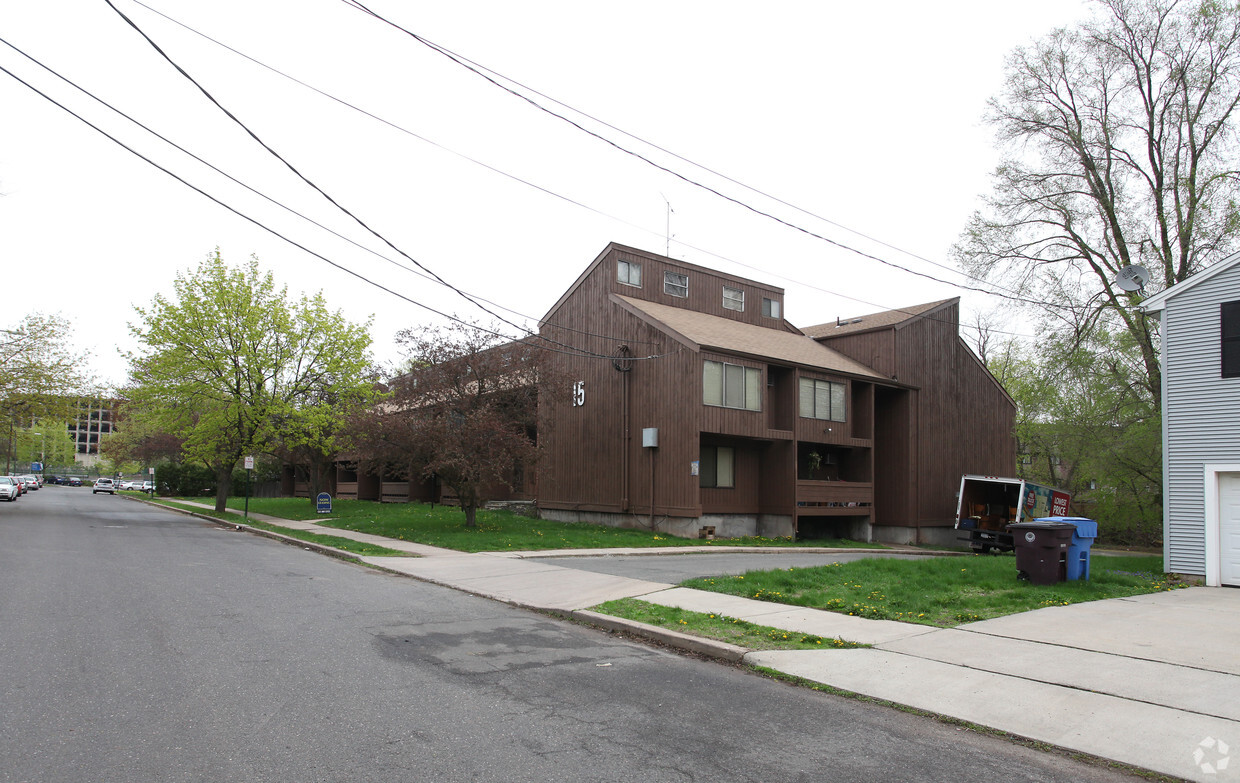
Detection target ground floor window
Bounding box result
[700,445,734,488]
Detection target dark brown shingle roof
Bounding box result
[613,295,884,379]
[801,298,958,339]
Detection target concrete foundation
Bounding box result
[539,509,794,540]
[871,525,960,548]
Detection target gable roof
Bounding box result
[800,298,958,339]
[1138,250,1240,314]
[540,242,787,326]
[612,294,884,379]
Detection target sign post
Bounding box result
[243,456,255,521]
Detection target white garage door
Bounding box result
[1221,474,1240,587]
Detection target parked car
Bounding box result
[21,475,40,490]
[0,476,19,501]
[141,481,155,493]
[92,477,116,495]
[66,476,82,487]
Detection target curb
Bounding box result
[138,497,363,563]
[568,609,750,663]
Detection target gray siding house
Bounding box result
[1140,251,1240,585]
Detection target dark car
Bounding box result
[67,476,82,487]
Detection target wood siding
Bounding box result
[1159,262,1240,575]
[817,301,1015,531]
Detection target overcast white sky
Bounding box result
[0,0,1089,388]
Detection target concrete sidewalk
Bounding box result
[170,500,1236,782]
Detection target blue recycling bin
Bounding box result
[1035,517,1097,580]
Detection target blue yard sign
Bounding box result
[316,492,332,514]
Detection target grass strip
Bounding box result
[591,597,867,651]
[681,554,1189,627]
[198,497,887,553]
[150,498,410,557]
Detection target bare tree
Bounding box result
[955,0,1240,406]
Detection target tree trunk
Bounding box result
[214,466,232,513]
[463,502,477,528]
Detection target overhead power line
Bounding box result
[339,0,1068,314]
[126,0,1043,340]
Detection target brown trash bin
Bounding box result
[1006,521,1075,585]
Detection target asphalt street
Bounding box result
[0,487,1148,782]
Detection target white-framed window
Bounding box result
[704,360,761,411]
[723,286,745,311]
[664,271,688,298]
[798,377,846,422]
[700,445,735,488]
[762,297,781,319]
[617,259,641,287]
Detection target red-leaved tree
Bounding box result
[352,322,543,528]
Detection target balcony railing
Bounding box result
[380,481,410,502]
[795,480,872,509]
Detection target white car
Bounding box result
[19,475,39,491]
[0,476,19,501]
[93,478,116,495]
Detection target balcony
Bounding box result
[795,480,872,514]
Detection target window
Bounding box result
[723,286,745,311]
[664,271,688,297]
[762,297,781,319]
[617,259,641,287]
[704,360,761,411]
[700,445,734,488]
[798,377,846,422]
[1224,300,1240,378]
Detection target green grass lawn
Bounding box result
[592,598,868,651]
[204,497,886,553]
[680,553,1188,627]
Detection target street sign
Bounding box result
[316,493,332,514]
[30,462,42,472]
[244,456,255,470]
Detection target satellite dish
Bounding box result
[1116,264,1150,292]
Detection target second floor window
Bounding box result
[723,286,744,311]
[617,259,641,287]
[762,297,781,319]
[665,271,688,298]
[799,378,846,422]
[704,360,761,411]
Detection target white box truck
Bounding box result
[955,475,1072,553]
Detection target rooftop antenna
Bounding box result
[1115,264,1151,294]
[660,193,674,256]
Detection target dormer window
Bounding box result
[723,286,745,311]
[617,260,641,287]
[664,271,688,298]
[762,297,781,319]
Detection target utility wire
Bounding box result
[100,0,636,362]
[0,59,674,364]
[340,0,1069,313]
[0,33,666,350]
[123,0,1041,341]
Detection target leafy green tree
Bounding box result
[1,313,94,472]
[125,250,377,511]
[989,329,1162,544]
[956,0,1240,407]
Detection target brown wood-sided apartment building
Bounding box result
[536,243,1015,545]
